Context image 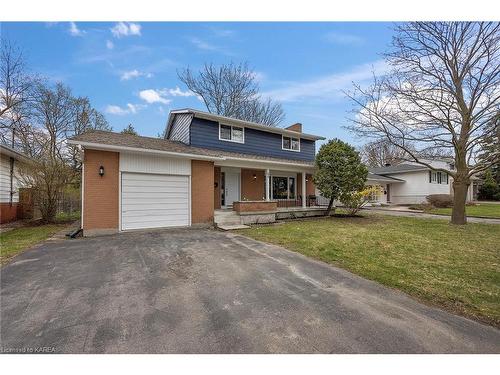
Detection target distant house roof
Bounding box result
[368,163,430,175]
[366,172,405,183]
[69,130,315,167]
[0,143,32,163]
[166,108,326,141]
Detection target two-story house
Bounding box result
[69,108,325,236]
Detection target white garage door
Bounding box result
[121,172,190,230]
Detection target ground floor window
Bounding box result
[272,176,296,199]
[429,171,449,184]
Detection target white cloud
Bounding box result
[325,32,364,46]
[262,60,389,102]
[252,71,266,83]
[68,22,85,37]
[167,87,195,97]
[106,40,114,50]
[190,37,219,51]
[139,89,171,105]
[208,27,235,37]
[105,103,145,115]
[120,69,152,81]
[111,22,142,38]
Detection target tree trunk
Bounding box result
[451,178,469,225]
[325,197,334,216]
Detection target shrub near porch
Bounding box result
[237,215,500,327]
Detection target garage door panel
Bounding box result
[122,199,189,207]
[122,180,189,188]
[121,172,190,230]
[122,186,187,195]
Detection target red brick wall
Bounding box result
[241,169,265,201]
[191,160,214,224]
[297,173,315,197]
[285,123,302,132]
[233,201,277,213]
[83,149,119,232]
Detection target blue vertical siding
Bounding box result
[189,117,316,161]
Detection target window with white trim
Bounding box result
[219,124,244,143]
[282,135,300,151]
[429,171,449,184]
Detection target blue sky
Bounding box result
[1,22,394,146]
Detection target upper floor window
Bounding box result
[219,124,244,143]
[282,135,300,152]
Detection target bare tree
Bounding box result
[15,82,109,222]
[360,139,409,167]
[178,62,285,126]
[68,96,111,170]
[18,149,74,223]
[31,82,77,160]
[0,39,37,147]
[347,22,500,225]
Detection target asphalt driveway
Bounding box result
[1,228,499,353]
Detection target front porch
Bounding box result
[211,163,330,228]
[214,166,322,210]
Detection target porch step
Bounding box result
[217,224,250,231]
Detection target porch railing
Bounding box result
[274,195,330,208]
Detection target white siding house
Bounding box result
[0,144,31,223]
[368,160,475,205]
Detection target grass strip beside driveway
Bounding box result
[0,224,67,265]
[237,215,500,327]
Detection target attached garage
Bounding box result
[119,152,192,231]
[121,172,190,230]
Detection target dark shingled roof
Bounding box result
[369,164,429,175]
[69,130,315,166]
[367,172,404,182]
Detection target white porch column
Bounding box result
[302,171,307,208]
[265,169,270,201]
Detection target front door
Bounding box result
[224,172,240,207]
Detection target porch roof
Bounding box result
[367,172,405,183]
[69,130,315,168]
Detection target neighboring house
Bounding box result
[0,144,31,224]
[69,108,325,236]
[367,159,476,205]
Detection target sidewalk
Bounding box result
[362,207,500,224]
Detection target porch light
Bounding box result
[99,165,105,177]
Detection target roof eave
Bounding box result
[67,139,224,161]
[0,144,32,164]
[67,139,316,168]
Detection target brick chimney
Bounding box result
[285,123,302,133]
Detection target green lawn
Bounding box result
[428,203,500,218]
[0,224,67,265]
[237,215,500,327]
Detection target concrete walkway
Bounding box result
[362,207,500,224]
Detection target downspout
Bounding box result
[9,157,14,206]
